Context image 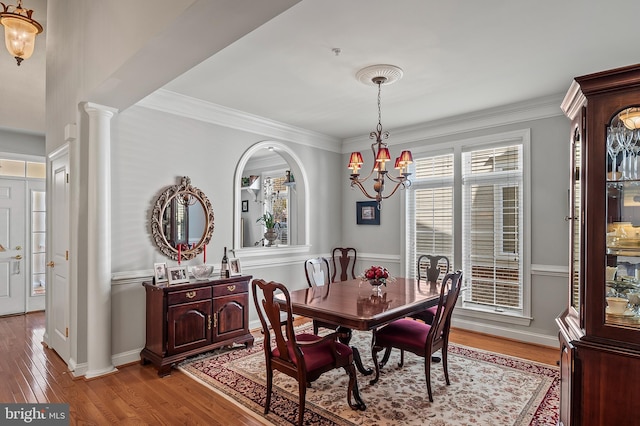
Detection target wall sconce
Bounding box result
[0,0,43,66]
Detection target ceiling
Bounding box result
[4,0,640,139]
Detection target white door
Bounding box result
[0,179,26,316]
[48,154,70,362]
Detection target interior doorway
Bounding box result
[0,157,46,316]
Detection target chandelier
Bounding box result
[0,0,43,66]
[348,65,412,207]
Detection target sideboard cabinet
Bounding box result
[141,275,254,376]
[558,64,640,425]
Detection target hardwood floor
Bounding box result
[0,312,558,425]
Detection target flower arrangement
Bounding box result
[362,265,393,286]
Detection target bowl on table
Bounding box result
[191,264,214,280]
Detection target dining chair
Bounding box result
[252,278,363,425]
[331,247,357,282]
[370,270,463,402]
[304,257,335,334]
[410,254,451,323]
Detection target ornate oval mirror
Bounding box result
[151,176,214,260]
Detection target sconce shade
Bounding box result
[349,151,364,166]
[0,1,43,65]
[399,150,413,165]
[375,147,391,163]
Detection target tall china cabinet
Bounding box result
[558,64,640,425]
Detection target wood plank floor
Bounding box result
[0,312,558,425]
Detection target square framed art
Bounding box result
[356,201,380,225]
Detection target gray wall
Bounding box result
[0,129,45,156]
[340,114,570,346]
[109,104,344,359]
[107,104,570,363]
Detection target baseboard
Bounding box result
[452,317,558,348]
[113,348,144,367]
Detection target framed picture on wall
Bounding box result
[154,262,168,284]
[167,265,189,284]
[356,201,380,225]
[229,258,242,276]
[242,200,249,212]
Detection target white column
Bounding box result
[84,102,118,379]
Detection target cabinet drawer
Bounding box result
[168,287,212,305]
[213,281,247,297]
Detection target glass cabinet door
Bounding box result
[570,124,583,318]
[605,106,640,328]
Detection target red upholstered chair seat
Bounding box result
[374,319,433,353]
[273,333,354,373]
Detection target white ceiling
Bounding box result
[3,0,640,139]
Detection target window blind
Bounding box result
[462,144,523,312]
[407,154,454,278]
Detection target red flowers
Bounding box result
[364,265,390,283]
[364,265,389,279]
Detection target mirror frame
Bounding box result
[151,176,214,261]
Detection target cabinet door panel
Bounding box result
[214,294,248,340]
[167,300,212,353]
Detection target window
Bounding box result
[262,173,290,245]
[462,145,523,315]
[406,130,530,321]
[31,190,46,295]
[406,154,454,278]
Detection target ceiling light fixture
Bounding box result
[619,107,640,130]
[348,65,412,208]
[0,0,43,66]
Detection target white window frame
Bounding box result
[403,129,531,326]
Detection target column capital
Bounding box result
[83,102,118,117]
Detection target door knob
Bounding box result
[13,255,22,260]
[46,261,55,267]
[15,245,22,250]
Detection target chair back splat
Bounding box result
[417,254,450,283]
[370,270,463,402]
[304,257,335,334]
[304,257,331,287]
[252,279,365,425]
[331,247,357,282]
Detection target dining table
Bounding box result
[281,277,442,375]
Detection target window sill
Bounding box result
[234,245,311,259]
[456,305,532,327]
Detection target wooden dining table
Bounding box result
[282,277,442,374]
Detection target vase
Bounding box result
[368,279,385,294]
[264,229,278,246]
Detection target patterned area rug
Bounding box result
[179,327,559,425]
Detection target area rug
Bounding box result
[178,326,559,425]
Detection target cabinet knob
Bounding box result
[227,285,236,292]
[185,291,196,299]
[208,315,212,330]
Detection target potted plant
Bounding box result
[257,212,278,246]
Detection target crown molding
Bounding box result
[137,89,342,153]
[137,89,565,156]
[342,93,566,153]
